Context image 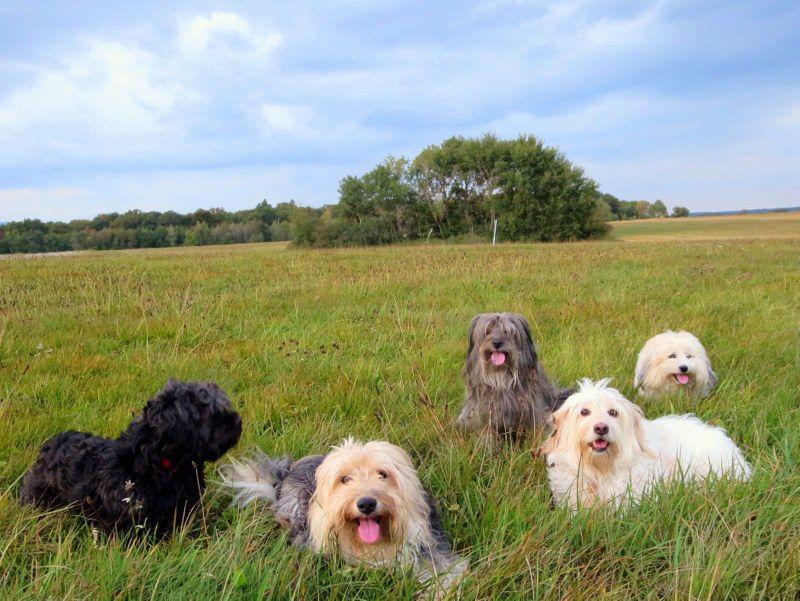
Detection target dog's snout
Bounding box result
[679,365,689,373]
[356,496,377,515]
[594,423,609,436]
[491,338,504,349]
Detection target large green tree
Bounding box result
[493,135,604,241]
[338,156,426,244]
[328,133,610,245]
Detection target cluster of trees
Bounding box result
[293,134,611,247]
[596,194,690,221]
[0,202,299,254]
[1,133,693,254]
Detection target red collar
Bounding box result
[160,458,178,473]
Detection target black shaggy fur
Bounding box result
[19,379,242,533]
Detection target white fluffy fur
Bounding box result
[635,330,717,399]
[540,379,751,511]
[308,439,435,565]
[219,455,279,508]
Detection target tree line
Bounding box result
[597,194,690,220]
[0,202,300,254]
[0,133,691,254]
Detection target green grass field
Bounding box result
[1,214,798,600]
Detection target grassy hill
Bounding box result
[1,216,797,600]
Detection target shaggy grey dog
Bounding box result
[456,312,564,440]
[20,379,242,534]
[220,438,467,597]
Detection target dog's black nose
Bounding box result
[679,365,689,373]
[492,339,503,349]
[594,423,609,436]
[357,497,377,515]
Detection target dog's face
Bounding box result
[308,439,430,563]
[142,379,242,462]
[466,313,537,388]
[635,331,716,398]
[541,379,652,472]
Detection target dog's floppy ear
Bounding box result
[630,404,657,459]
[706,357,718,390]
[634,348,651,392]
[510,313,538,368]
[462,315,484,384]
[539,412,562,457]
[512,313,535,349]
[466,314,481,357]
[516,314,534,348]
[464,314,486,379]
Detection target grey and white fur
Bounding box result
[219,439,467,598]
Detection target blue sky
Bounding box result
[1,0,798,222]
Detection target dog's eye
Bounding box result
[608,409,618,417]
[485,328,491,335]
[580,408,590,416]
[377,470,389,479]
[341,475,352,484]
[686,354,692,359]
[668,353,677,359]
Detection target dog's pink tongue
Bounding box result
[491,352,506,366]
[676,374,690,385]
[593,439,608,450]
[358,518,381,544]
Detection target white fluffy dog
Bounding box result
[635,330,717,399]
[540,379,751,511]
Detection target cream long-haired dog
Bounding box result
[219,438,467,595]
[635,330,718,399]
[456,312,562,440]
[540,379,751,511]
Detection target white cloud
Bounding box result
[0,39,197,164]
[177,12,282,62]
[768,101,800,135]
[260,103,310,133]
[0,41,181,132]
[0,11,291,165]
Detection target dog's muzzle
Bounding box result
[355,496,382,544]
[674,368,691,385]
[590,423,610,452]
[485,349,508,366]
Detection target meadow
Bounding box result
[1,213,798,600]
[610,211,800,241]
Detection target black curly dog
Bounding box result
[20,379,242,533]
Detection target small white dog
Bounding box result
[634,330,717,399]
[540,379,751,511]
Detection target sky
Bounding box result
[0,0,798,223]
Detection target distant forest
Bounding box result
[0,134,690,254]
[0,202,296,254]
